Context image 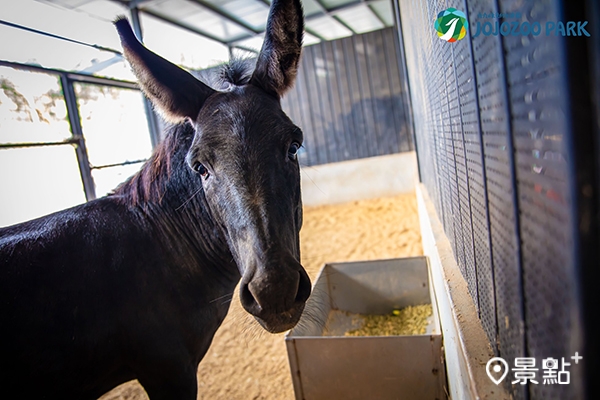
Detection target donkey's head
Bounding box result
[115,0,310,333]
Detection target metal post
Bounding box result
[391,0,418,179]
[60,74,96,201]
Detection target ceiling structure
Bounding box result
[42,0,395,52]
[0,0,395,81]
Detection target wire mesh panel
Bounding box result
[443,42,466,278]
[498,0,580,398]
[451,29,482,311]
[464,1,527,398]
[397,0,590,398]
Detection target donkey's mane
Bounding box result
[196,58,255,91]
[112,123,183,207]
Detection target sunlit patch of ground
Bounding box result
[100,193,423,400]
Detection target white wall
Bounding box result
[300,152,418,207]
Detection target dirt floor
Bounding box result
[99,193,423,400]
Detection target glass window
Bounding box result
[0,66,71,144]
[0,66,86,227]
[91,162,145,198]
[0,145,86,227]
[74,83,152,195]
[5,0,126,51]
[1,0,134,80]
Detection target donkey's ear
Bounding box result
[251,0,303,97]
[114,17,215,122]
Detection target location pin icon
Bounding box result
[486,357,509,385]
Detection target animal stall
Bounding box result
[0,0,418,399]
[1,0,598,399]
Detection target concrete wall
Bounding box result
[300,152,417,207]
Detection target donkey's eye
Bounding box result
[193,162,209,178]
[288,142,301,160]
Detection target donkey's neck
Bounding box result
[113,124,239,286]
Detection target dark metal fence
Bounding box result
[281,27,414,167]
[396,0,599,398]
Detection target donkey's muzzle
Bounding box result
[240,258,311,333]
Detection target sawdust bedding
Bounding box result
[99,193,423,400]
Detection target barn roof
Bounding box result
[0,0,394,79]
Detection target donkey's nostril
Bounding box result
[240,264,311,318]
[240,282,262,313]
[295,270,311,304]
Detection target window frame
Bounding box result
[0,59,159,201]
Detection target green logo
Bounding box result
[435,8,468,42]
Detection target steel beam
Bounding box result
[60,75,97,201]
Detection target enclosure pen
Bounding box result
[1,0,599,399]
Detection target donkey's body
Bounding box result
[0,1,309,398]
[0,124,236,399]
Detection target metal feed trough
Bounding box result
[285,257,447,400]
